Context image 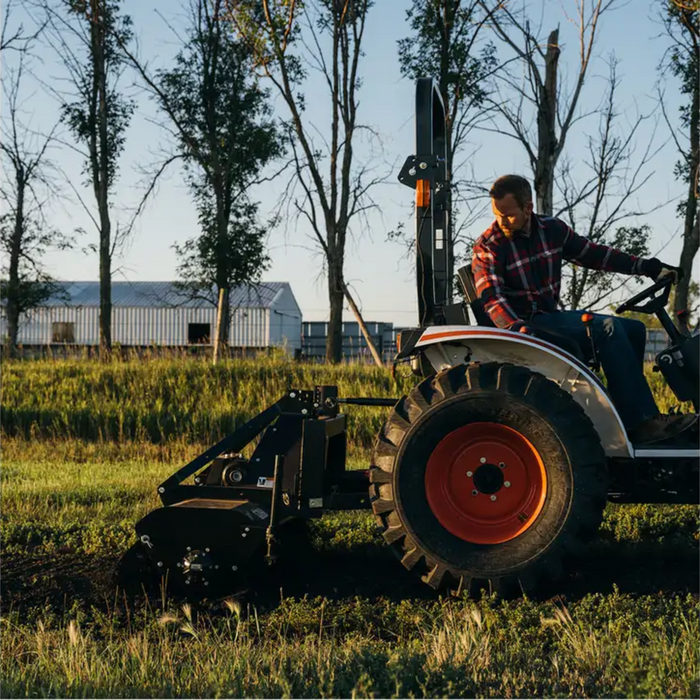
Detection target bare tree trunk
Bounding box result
[213,286,229,364]
[674,72,699,323]
[6,168,25,357]
[98,205,111,355]
[534,29,559,216]
[327,257,344,363]
[91,0,112,357]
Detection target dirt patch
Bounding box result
[2,535,697,616]
[1,552,121,613]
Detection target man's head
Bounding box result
[490,175,534,238]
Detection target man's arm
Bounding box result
[561,221,644,275]
[472,238,523,329]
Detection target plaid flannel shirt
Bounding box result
[472,214,645,329]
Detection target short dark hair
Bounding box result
[489,175,533,208]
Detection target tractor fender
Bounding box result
[414,325,633,458]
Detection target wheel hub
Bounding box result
[425,422,547,545]
[472,462,504,494]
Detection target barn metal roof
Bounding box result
[39,281,290,309]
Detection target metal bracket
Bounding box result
[398,154,443,189]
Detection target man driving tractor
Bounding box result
[473,174,697,445]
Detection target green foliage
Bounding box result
[398,0,496,156]
[59,0,134,190]
[160,0,283,298]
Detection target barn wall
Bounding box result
[3,305,273,347]
[228,307,270,347]
[268,286,302,351]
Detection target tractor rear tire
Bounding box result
[370,362,608,597]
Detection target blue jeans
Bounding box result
[528,311,658,428]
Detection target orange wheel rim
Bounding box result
[425,422,547,544]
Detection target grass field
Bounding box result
[1,357,698,697]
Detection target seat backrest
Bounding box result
[456,265,495,327]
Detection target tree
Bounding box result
[44,0,134,357]
[557,61,658,310]
[478,0,618,216]
[480,1,664,310]
[396,0,498,263]
[224,0,384,365]
[0,19,71,355]
[662,3,699,331]
[118,0,283,354]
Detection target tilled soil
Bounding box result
[2,534,698,616]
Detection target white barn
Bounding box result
[1,281,302,352]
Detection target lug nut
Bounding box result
[480,457,487,464]
[471,489,478,496]
[504,481,511,488]
[499,462,505,468]
[490,495,497,501]
[466,471,473,477]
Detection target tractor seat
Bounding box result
[456,265,587,364]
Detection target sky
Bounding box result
[2,0,696,326]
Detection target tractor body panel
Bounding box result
[413,325,633,458]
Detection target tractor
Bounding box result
[118,78,699,599]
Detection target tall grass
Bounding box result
[1,592,697,698]
[0,356,684,447]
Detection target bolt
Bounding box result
[480,457,487,464]
[301,408,308,415]
[313,402,319,408]
[185,580,191,585]
[409,167,416,176]
[195,477,201,484]
[158,487,165,493]
[186,547,192,552]
[419,161,427,169]
[232,565,238,571]
[504,481,511,488]
[176,562,182,568]
[491,495,497,501]
[499,462,505,468]
[272,427,277,432]
[204,581,209,587]
[245,527,250,532]
[472,489,478,496]
[215,565,219,570]
[205,547,210,552]
[157,561,163,567]
[242,533,247,538]
[290,392,296,398]
[466,471,473,477]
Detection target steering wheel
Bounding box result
[615,273,674,315]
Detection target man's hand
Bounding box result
[508,321,534,335]
[642,258,685,283]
